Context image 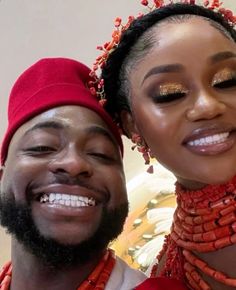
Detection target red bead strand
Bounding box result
[151,175,236,289]
[0,249,115,290]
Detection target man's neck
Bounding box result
[10,240,105,290]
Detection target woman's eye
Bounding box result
[154,91,186,103]
[213,78,236,89]
[151,83,188,104]
[212,68,236,89]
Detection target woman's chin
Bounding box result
[176,173,236,190]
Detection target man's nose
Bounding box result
[186,91,226,122]
[48,146,93,178]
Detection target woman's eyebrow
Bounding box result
[142,64,184,84]
[210,51,236,64]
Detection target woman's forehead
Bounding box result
[135,17,236,68]
[152,16,231,44]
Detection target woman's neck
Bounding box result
[175,176,207,190]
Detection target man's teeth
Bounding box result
[188,132,229,147]
[40,193,96,207]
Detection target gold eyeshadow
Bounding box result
[159,83,188,96]
[212,68,236,86]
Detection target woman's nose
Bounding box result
[186,91,226,122]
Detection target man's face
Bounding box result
[0,105,128,267]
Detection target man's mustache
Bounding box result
[54,175,108,197]
[28,174,109,202]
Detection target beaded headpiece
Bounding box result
[89,0,236,173]
[89,0,236,105]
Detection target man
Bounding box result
[0,58,146,290]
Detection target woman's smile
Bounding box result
[183,124,236,156]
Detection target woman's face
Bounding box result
[125,17,236,189]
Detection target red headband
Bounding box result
[0,58,123,165]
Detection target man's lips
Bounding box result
[40,193,96,207]
[32,184,108,206]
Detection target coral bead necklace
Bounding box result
[151,176,236,290]
[0,249,115,290]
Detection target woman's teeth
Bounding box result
[188,132,229,147]
[39,193,96,207]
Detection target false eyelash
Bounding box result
[153,92,186,103]
[213,78,236,89]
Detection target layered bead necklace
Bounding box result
[151,176,236,290]
[0,249,115,290]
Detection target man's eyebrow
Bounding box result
[23,121,65,137]
[85,126,117,147]
[142,64,184,84]
[210,51,236,64]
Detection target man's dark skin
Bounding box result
[0,105,128,290]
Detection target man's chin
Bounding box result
[35,223,101,247]
[0,197,129,269]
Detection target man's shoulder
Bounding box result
[105,256,147,290]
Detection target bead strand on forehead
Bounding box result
[151,176,236,289]
[0,250,115,290]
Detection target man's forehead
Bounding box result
[9,106,117,147]
[19,105,109,133]
[33,105,107,124]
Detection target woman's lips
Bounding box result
[182,124,236,156]
[186,134,235,155]
[187,132,229,147]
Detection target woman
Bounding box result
[92,1,236,289]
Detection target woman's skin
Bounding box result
[122,17,236,290]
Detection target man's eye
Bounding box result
[89,152,114,162]
[213,78,236,89]
[23,146,55,154]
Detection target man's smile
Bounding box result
[40,193,96,207]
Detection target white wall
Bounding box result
[0,0,142,139]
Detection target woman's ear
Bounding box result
[120,110,139,138]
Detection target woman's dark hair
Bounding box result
[101,3,236,123]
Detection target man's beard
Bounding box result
[0,195,128,270]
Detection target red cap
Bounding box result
[1,58,123,165]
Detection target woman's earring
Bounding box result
[131,133,154,173]
[0,165,5,179]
